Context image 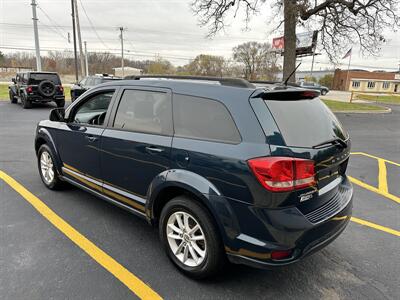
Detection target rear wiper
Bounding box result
[312,138,348,149]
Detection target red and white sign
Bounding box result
[272,37,284,49]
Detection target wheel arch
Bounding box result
[35,128,63,174]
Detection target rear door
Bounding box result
[100,87,173,211]
[251,91,351,212]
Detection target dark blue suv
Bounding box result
[35,76,353,278]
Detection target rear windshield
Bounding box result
[265,98,348,148]
[29,73,61,85]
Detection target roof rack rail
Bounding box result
[124,74,256,88]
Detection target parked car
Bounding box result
[299,81,329,95]
[70,74,121,102]
[35,75,353,278]
[9,72,65,109]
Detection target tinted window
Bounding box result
[73,91,114,125]
[265,98,348,148]
[173,94,241,143]
[113,89,172,135]
[28,73,61,85]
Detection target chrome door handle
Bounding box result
[145,146,164,153]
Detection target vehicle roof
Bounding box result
[99,79,257,100]
[27,71,59,75]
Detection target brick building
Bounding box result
[333,69,400,93]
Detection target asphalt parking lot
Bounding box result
[0,100,399,300]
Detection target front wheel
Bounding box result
[37,144,64,190]
[159,196,226,279]
[9,90,17,103]
[321,89,328,95]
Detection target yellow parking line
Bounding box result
[348,176,400,204]
[351,152,400,167]
[0,170,162,300]
[378,159,388,193]
[351,217,400,237]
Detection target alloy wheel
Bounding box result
[166,211,207,267]
[40,151,54,184]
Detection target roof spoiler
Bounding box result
[252,89,320,100]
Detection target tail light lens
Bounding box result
[58,85,64,93]
[248,157,315,192]
[26,86,33,93]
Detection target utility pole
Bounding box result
[73,0,85,78]
[84,41,89,76]
[119,27,125,77]
[31,0,41,71]
[70,0,79,82]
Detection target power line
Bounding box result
[36,5,68,41]
[78,0,110,50]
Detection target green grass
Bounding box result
[322,99,384,112]
[0,84,9,100]
[0,83,71,101]
[355,94,400,105]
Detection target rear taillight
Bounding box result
[248,157,315,192]
[26,86,33,93]
[58,85,64,93]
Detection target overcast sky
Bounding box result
[1,0,399,72]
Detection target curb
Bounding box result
[333,107,392,114]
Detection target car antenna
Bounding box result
[283,63,301,86]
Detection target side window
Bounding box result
[80,78,87,85]
[72,91,114,126]
[113,89,172,135]
[86,77,95,86]
[173,94,241,144]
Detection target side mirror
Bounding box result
[11,78,16,83]
[49,108,66,122]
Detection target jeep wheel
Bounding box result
[9,90,17,103]
[159,196,225,279]
[21,94,32,109]
[37,144,64,190]
[56,99,65,108]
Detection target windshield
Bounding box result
[265,98,348,148]
[29,73,61,85]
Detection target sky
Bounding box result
[0,0,399,72]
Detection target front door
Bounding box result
[100,87,173,211]
[57,89,116,191]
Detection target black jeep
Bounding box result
[9,72,65,109]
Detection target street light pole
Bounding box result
[84,41,89,76]
[71,0,79,82]
[31,0,41,71]
[119,27,125,77]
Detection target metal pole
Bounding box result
[119,27,124,77]
[345,51,352,93]
[84,41,89,76]
[310,52,315,78]
[31,0,41,71]
[73,0,85,78]
[71,0,79,82]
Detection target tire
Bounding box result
[21,94,32,109]
[37,144,64,190]
[38,80,56,97]
[9,90,17,103]
[159,196,226,279]
[321,89,327,95]
[56,99,65,108]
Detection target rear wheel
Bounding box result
[159,196,225,279]
[321,89,327,95]
[37,144,64,190]
[21,94,32,109]
[9,90,17,103]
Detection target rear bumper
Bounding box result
[217,177,353,269]
[27,95,65,102]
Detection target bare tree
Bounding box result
[184,54,227,76]
[232,41,278,80]
[192,0,400,81]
